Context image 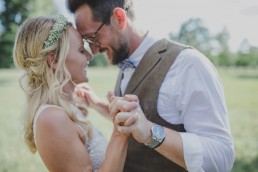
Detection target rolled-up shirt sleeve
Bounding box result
[180,132,234,172]
[165,49,235,171]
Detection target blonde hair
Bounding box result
[13,16,91,153]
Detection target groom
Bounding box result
[67,0,235,171]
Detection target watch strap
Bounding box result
[153,136,165,148]
[145,124,165,149]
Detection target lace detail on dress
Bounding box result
[86,127,108,171]
[74,106,108,171]
[33,104,108,172]
[77,119,108,171]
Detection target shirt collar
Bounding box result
[128,31,158,67]
[117,31,158,70]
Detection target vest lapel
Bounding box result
[114,71,123,96]
[123,39,189,172]
[124,39,168,94]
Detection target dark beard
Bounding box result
[112,41,129,65]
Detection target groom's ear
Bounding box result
[112,7,127,30]
[47,53,58,70]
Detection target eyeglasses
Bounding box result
[83,7,129,46]
[83,20,105,46]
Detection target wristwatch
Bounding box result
[145,124,165,149]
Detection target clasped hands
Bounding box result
[73,83,152,145]
[109,94,153,144]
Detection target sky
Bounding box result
[55,0,258,52]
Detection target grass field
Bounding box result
[0,67,257,172]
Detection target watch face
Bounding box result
[153,125,165,140]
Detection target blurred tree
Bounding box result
[0,0,31,68]
[0,0,56,68]
[168,18,240,66]
[236,39,258,67]
[169,18,213,57]
[213,27,233,66]
[213,27,230,55]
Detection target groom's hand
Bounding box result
[109,94,139,123]
[114,105,152,144]
[109,94,152,144]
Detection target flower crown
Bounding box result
[43,15,69,49]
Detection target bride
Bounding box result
[13,15,135,172]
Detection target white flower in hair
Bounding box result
[43,15,69,49]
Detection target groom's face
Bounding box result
[74,4,130,65]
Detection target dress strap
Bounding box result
[33,104,61,147]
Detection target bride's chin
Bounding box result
[80,77,88,83]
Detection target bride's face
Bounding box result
[65,26,93,84]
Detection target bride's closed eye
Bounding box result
[79,46,85,54]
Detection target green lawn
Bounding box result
[0,67,257,172]
[219,67,258,172]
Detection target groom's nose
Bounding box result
[89,44,100,55]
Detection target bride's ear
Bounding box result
[47,53,57,69]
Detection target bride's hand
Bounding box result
[73,83,100,109]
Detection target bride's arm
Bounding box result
[98,124,129,172]
[36,107,93,172]
[98,113,137,172]
[36,106,135,172]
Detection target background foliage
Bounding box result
[0,0,258,68]
[0,0,30,68]
[169,18,258,67]
[0,0,56,68]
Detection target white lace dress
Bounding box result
[33,104,108,172]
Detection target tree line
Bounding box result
[170,18,258,67]
[0,0,257,68]
[0,0,56,68]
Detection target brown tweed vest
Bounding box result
[114,39,190,172]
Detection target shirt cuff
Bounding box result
[179,132,204,172]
